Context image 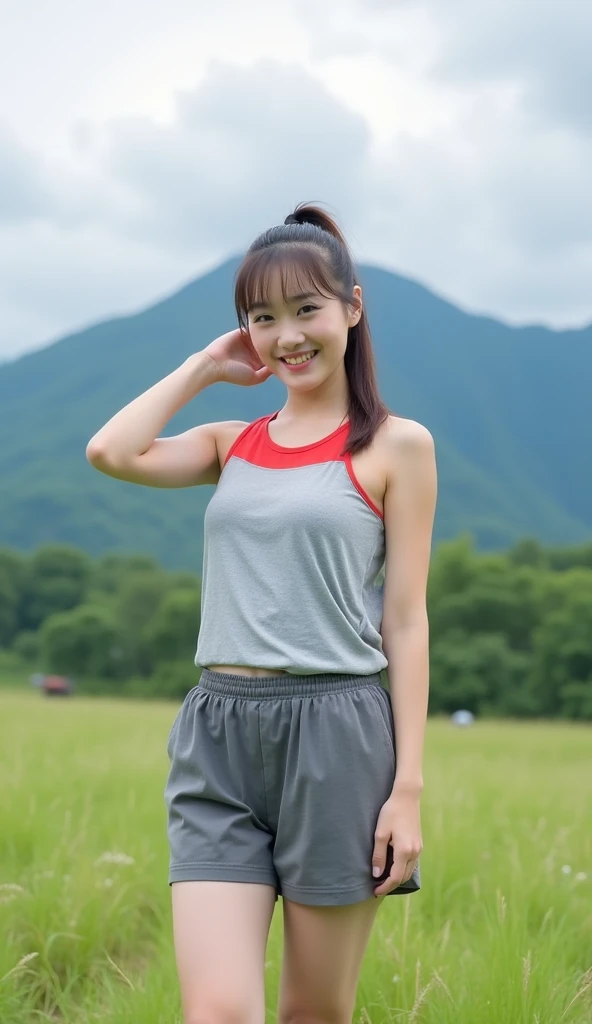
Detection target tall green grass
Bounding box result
[0,688,590,1023]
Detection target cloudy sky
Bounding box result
[2,0,591,361]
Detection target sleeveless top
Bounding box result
[194,410,388,676]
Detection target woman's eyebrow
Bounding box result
[248,292,318,312]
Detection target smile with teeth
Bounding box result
[282,351,318,365]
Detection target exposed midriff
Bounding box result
[206,664,290,677]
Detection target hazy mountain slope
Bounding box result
[0,256,589,571]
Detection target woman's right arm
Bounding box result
[86,352,231,488]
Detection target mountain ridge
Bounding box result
[0,255,589,571]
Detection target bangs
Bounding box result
[235,245,342,329]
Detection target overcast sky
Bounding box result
[2,0,591,361]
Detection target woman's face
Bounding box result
[246,268,362,385]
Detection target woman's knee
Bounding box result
[185,1005,263,1024]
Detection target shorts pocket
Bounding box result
[367,686,395,760]
[166,684,201,759]
[166,708,182,759]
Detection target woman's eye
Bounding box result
[253,305,318,324]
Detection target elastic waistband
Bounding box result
[198,668,383,700]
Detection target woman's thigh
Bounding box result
[277,895,384,1023]
[172,880,277,1023]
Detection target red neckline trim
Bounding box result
[264,411,350,453]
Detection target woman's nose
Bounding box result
[277,323,305,343]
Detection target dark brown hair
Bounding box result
[234,201,392,455]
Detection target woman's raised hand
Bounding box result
[202,329,274,387]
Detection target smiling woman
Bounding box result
[87,199,437,1024]
[232,206,390,454]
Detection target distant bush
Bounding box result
[12,629,39,662]
[1,537,592,717]
[122,660,201,701]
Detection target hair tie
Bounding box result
[284,213,300,225]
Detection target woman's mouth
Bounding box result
[280,350,318,371]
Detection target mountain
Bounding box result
[0,256,589,572]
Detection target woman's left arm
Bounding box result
[381,418,438,796]
[371,419,438,894]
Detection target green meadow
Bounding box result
[0,688,590,1024]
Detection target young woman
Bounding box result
[87,202,438,1023]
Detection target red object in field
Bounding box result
[42,675,73,696]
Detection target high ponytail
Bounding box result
[234,201,393,455]
[283,202,350,250]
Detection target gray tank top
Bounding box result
[194,410,388,676]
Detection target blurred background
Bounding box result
[0,3,590,1023]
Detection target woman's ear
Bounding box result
[348,285,363,326]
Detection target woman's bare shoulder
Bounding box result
[215,419,253,468]
[382,413,435,448]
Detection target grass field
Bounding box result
[0,688,590,1023]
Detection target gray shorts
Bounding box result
[164,669,421,906]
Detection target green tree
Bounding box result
[529,585,592,717]
[113,570,169,677]
[145,588,201,665]
[90,552,164,598]
[39,604,127,679]
[507,537,549,569]
[20,545,92,631]
[429,630,532,717]
[11,629,39,663]
[0,548,27,646]
[124,659,200,701]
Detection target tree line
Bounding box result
[1,534,591,719]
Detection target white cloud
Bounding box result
[0,0,591,360]
[422,0,592,131]
[98,59,370,252]
[0,125,52,222]
[0,218,204,362]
